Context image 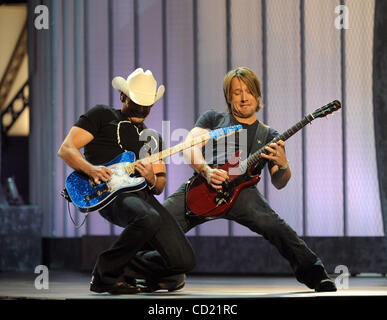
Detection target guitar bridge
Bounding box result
[214,191,231,205]
[215,196,228,205]
[213,179,234,205]
[84,186,110,202]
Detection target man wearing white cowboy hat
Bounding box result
[58,68,195,294]
[112,67,165,108]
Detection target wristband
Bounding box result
[148,175,157,190]
[278,160,289,171]
[198,163,209,176]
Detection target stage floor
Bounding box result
[1,271,387,317]
[0,271,387,300]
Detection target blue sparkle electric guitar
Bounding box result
[64,125,242,213]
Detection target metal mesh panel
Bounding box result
[345,0,383,235]
[304,0,344,236]
[265,0,303,235]
[197,0,227,115]
[111,0,135,110]
[137,0,164,134]
[165,0,195,192]
[230,0,263,76]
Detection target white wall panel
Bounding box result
[265,0,303,235]
[304,0,343,235]
[345,0,383,236]
[137,0,164,134]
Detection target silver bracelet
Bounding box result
[278,160,289,171]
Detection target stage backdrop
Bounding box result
[28,0,383,238]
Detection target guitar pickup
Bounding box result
[214,191,231,205]
[84,186,110,202]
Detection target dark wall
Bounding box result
[0,205,41,271]
[1,136,29,204]
[43,236,387,276]
[373,0,387,234]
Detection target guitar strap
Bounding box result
[249,121,271,156]
[184,117,271,217]
[248,121,271,175]
[213,112,271,171]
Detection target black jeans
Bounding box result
[93,189,195,285]
[163,183,328,289]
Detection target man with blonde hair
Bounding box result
[164,67,336,292]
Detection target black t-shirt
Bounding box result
[74,104,162,165]
[195,110,279,172]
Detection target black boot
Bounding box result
[315,278,337,292]
[137,274,186,293]
[90,273,140,295]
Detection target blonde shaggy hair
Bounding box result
[223,67,263,113]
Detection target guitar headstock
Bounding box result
[312,100,341,119]
[209,125,242,140]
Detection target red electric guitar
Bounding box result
[186,100,342,217]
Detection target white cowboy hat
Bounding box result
[112,68,165,106]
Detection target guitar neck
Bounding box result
[246,113,315,169]
[126,132,212,171]
[149,132,211,162]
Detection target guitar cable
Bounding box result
[61,187,89,228]
[67,200,89,229]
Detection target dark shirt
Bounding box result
[195,109,279,174]
[74,104,161,165]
